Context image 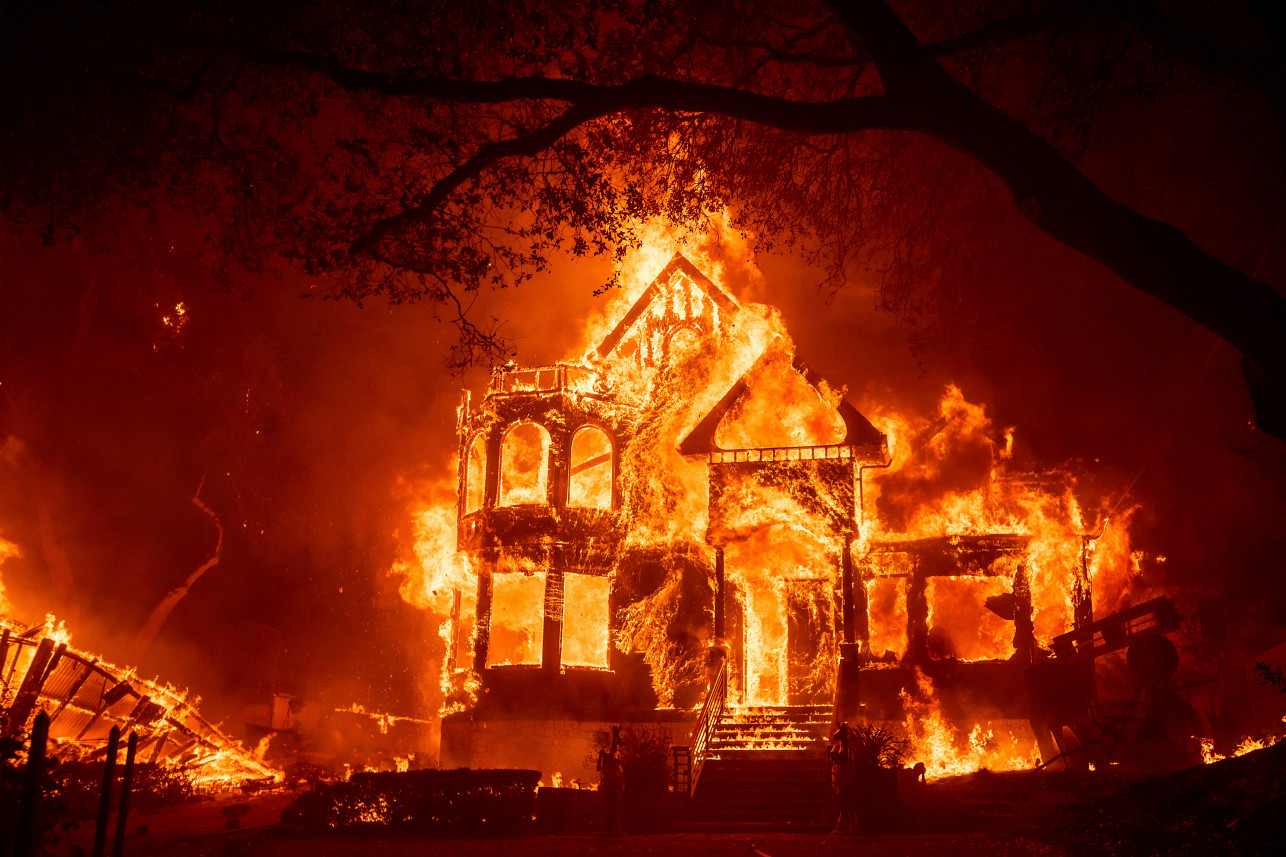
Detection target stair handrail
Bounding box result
[689,657,728,797]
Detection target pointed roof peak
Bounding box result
[678,344,887,459]
[594,251,739,361]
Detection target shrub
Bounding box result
[281,768,540,836]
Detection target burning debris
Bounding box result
[0,614,277,789]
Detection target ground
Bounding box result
[134,830,1056,857]
[37,746,1284,857]
[44,789,1057,857]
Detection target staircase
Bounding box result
[686,704,832,831]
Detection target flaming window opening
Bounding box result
[568,426,614,509]
[561,572,610,669]
[464,434,487,514]
[498,422,551,506]
[486,569,546,667]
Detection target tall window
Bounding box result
[486,570,546,666]
[498,422,550,505]
[567,426,613,509]
[464,434,487,514]
[562,573,610,668]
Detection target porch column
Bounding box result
[542,567,564,672]
[841,542,855,645]
[472,561,493,673]
[714,547,726,640]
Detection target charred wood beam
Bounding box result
[905,556,929,666]
[853,558,872,655]
[1075,536,1094,631]
[147,729,172,763]
[866,533,1032,558]
[1011,564,1035,667]
[5,638,58,733]
[169,736,201,763]
[446,589,462,673]
[14,710,50,857]
[1,629,24,698]
[841,545,856,646]
[548,428,569,510]
[542,569,564,671]
[92,726,120,857]
[569,452,612,476]
[0,628,10,697]
[714,548,726,640]
[473,564,493,673]
[119,695,155,736]
[483,431,501,511]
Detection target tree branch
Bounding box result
[353,103,607,259]
[256,49,904,131]
[825,0,1286,433]
[260,5,1286,434]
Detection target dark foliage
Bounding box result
[51,760,198,817]
[280,768,540,835]
[1050,741,1286,857]
[848,721,910,771]
[3,0,1286,423]
[0,722,200,853]
[587,725,673,832]
[0,732,32,849]
[1253,661,1285,694]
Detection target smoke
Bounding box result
[0,533,18,616]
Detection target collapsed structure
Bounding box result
[433,253,1119,780]
[0,616,275,785]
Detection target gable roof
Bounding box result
[678,339,887,460]
[595,252,739,361]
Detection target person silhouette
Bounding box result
[597,725,623,832]
[828,722,856,833]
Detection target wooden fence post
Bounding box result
[92,725,120,857]
[13,709,50,857]
[112,731,138,857]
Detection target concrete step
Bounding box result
[709,736,817,741]
[719,713,830,723]
[704,749,826,761]
[692,791,830,805]
[686,799,831,816]
[713,726,821,736]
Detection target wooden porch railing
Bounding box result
[688,658,728,797]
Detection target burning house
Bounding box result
[428,252,1144,784]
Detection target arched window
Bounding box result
[567,426,613,509]
[662,325,702,370]
[463,434,487,514]
[498,422,550,506]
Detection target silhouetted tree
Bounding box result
[4,0,1286,431]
